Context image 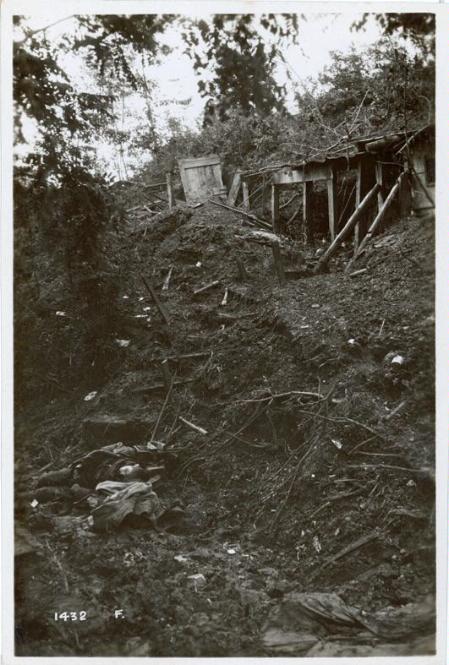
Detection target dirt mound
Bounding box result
[15,203,435,656]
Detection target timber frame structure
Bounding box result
[227,124,435,258]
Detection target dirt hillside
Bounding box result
[15,202,435,657]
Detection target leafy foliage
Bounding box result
[354,13,435,57]
[14,14,170,181]
[182,14,299,121]
[292,38,434,160]
[74,15,171,88]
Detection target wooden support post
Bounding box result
[314,183,380,273]
[271,185,280,234]
[227,171,241,206]
[375,162,385,212]
[354,156,376,251]
[327,168,338,241]
[303,181,314,244]
[399,168,412,217]
[412,169,434,207]
[166,173,174,210]
[271,240,285,285]
[347,173,405,270]
[242,179,250,210]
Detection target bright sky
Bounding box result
[16,12,383,176]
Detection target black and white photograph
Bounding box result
[2,1,446,660]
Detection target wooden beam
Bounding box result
[166,173,174,210]
[303,181,314,244]
[271,185,280,234]
[242,179,250,210]
[354,156,376,250]
[347,173,405,270]
[375,162,385,212]
[327,168,338,241]
[227,171,241,206]
[314,183,380,273]
[399,168,412,217]
[271,163,334,186]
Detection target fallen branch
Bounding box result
[209,198,272,230]
[166,351,212,361]
[297,410,386,439]
[131,379,193,393]
[233,390,324,403]
[286,204,301,225]
[280,191,300,210]
[349,268,367,278]
[269,438,318,528]
[150,378,175,444]
[346,463,419,473]
[319,530,380,571]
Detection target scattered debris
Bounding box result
[115,339,130,347]
[174,554,189,563]
[220,288,229,306]
[187,573,207,591]
[312,536,322,553]
[391,354,406,365]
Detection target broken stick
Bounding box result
[193,280,220,296]
[162,267,173,291]
[150,370,176,443]
[220,288,229,306]
[320,530,379,571]
[179,416,208,436]
[142,276,171,326]
[161,358,172,390]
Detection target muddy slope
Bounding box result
[15,203,435,657]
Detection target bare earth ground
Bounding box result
[15,203,435,656]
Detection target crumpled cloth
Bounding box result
[90,480,163,531]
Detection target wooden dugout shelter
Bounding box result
[229,124,434,256]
